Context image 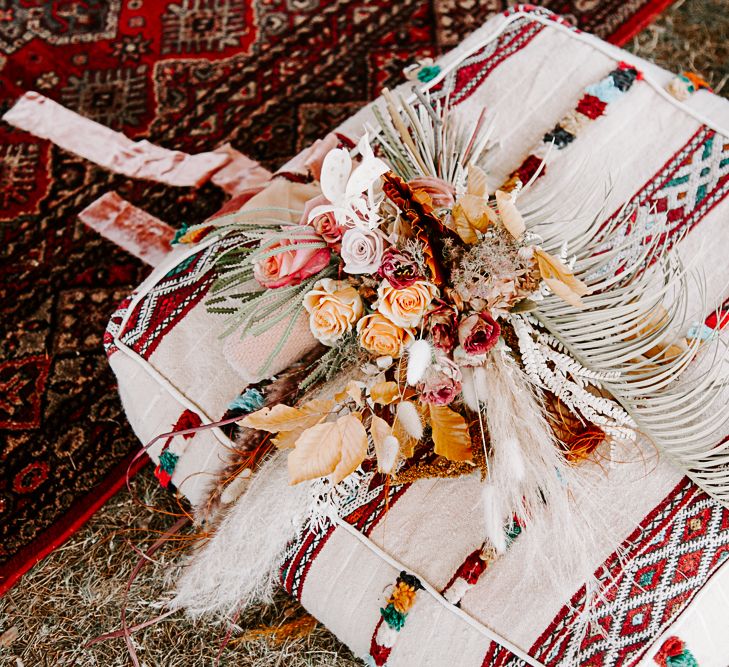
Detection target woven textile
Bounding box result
[0,0,677,593]
[103,8,729,664]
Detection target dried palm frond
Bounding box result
[516,177,729,504]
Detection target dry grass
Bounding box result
[626,0,729,96]
[0,468,360,666]
[1,3,727,666]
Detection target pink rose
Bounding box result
[425,301,458,352]
[377,248,422,289]
[340,227,386,274]
[419,362,462,406]
[253,231,331,289]
[310,211,344,245]
[407,176,456,208]
[458,311,500,355]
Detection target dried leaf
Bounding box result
[335,380,363,407]
[467,164,488,197]
[287,414,368,485]
[245,400,333,449]
[370,381,401,405]
[332,414,369,484]
[534,248,589,308]
[495,189,525,240]
[452,194,497,244]
[428,404,472,462]
[287,421,341,484]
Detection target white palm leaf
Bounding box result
[519,189,729,504]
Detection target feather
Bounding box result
[481,484,507,554]
[406,339,432,385]
[170,450,307,617]
[396,400,424,440]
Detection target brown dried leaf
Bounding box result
[452,194,497,244]
[534,248,589,308]
[495,189,526,240]
[287,421,341,484]
[244,400,333,449]
[370,381,400,405]
[287,414,369,485]
[428,404,472,462]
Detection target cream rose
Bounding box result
[340,227,386,274]
[303,279,364,346]
[357,313,414,359]
[377,280,439,328]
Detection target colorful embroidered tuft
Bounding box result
[654,636,699,667]
[441,517,524,605]
[504,61,641,191]
[228,388,266,413]
[153,410,202,489]
[368,571,424,665]
[667,72,713,101]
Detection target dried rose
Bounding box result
[357,313,415,359]
[303,278,364,345]
[340,227,386,274]
[253,231,331,289]
[377,248,422,289]
[377,280,439,328]
[458,311,500,355]
[419,364,462,406]
[425,301,458,352]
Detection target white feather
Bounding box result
[460,366,479,411]
[481,484,507,554]
[406,339,432,385]
[379,435,400,473]
[396,400,423,440]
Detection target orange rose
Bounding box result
[377,280,439,328]
[303,279,364,346]
[357,313,414,359]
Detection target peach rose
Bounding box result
[253,230,331,289]
[357,313,415,359]
[303,278,364,346]
[377,280,439,328]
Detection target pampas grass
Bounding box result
[171,451,308,618]
[477,347,621,595]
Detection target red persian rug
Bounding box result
[0,0,675,594]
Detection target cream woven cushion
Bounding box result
[107,8,729,665]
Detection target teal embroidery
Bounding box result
[380,603,406,631]
[171,223,189,245]
[228,387,266,413]
[159,449,179,474]
[417,65,441,83]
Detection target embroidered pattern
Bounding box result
[154,409,202,488]
[594,126,729,279]
[525,479,729,666]
[505,62,642,189]
[654,636,699,667]
[118,238,227,358]
[368,571,424,666]
[442,521,523,606]
[428,16,546,107]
